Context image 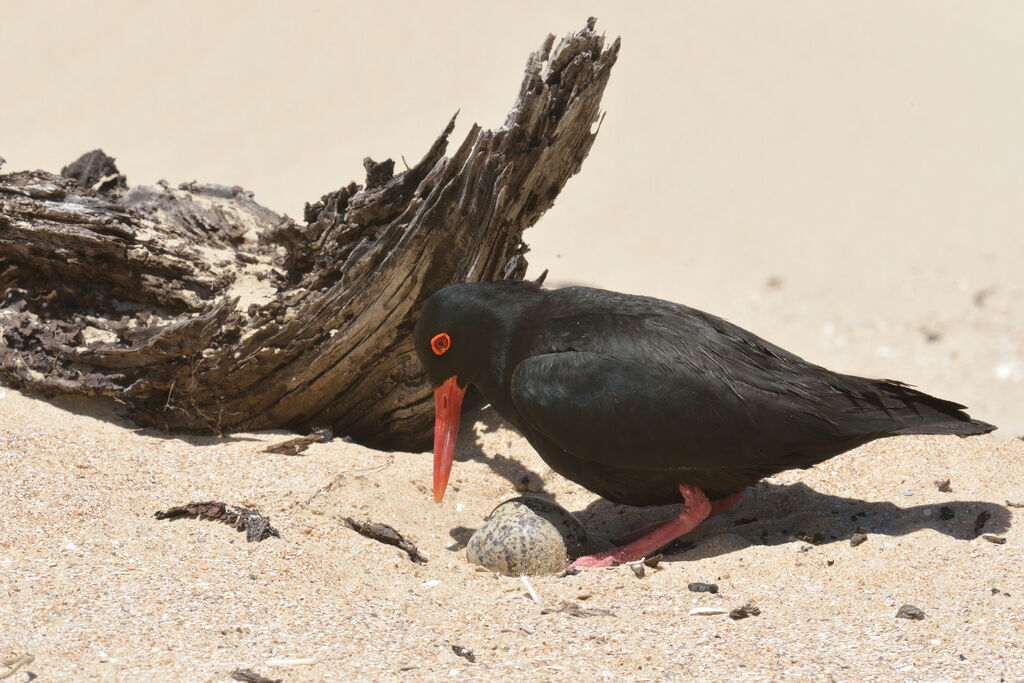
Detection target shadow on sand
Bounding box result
[568,481,1012,561]
[7,385,321,446]
[449,404,546,493]
[454,407,1012,561]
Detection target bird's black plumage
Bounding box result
[414,281,994,506]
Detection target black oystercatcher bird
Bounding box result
[414,281,994,567]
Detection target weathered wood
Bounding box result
[0,20,619,448]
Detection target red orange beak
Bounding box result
[432,376,466,503]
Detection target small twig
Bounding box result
[262,428,332,456]
[164,378,176,412]
[154,501,281,542]
[344,518,427,563]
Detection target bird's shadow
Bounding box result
[451,404,547,494]
[447,525,477,551]
[571,481,1013,561]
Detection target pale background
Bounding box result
[2,1,1021,433]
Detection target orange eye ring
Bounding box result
[430,332,451,356]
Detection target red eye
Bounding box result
[430,332,451,356]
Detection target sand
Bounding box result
[1,389,1022,681]
[3,3,1024,681]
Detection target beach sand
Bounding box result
[2,3,1023,680]
[1,388,1022,680]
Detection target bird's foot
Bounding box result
[570,554,621,569]
[612,490,744,545]
[571,484,717,569]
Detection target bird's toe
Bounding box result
[570,554,619,569]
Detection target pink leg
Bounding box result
[612,490,744,545]
[573,485,725,568]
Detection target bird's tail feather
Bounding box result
[874,380,996,436]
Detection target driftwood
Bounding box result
[0,20,619,448]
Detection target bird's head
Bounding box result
[415,286,487,390]
[413,281,534,503]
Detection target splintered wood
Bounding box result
[0,19,619,450]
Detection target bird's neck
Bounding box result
[467,304,525,417]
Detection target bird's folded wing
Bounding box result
[509,351,815,472]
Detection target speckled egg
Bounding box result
[465,496,588,576]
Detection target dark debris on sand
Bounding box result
[796,531,826,545]
[729,602,761,620]
[451,645,476,663]
[154,501,281,542]
[849,532,868,547]
[896,604,926,620]
[688,582,719,594]
[230,669,282,683]
[262,427,333,455]
[344,517,428,564]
